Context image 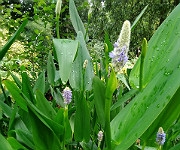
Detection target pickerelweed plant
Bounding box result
[0,1,180,150]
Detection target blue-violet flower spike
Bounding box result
[62,87,72,105]
[156,127,166,145]
[109,20,131,72]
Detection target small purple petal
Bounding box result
[113,42,119,48]
[109,51,115,58]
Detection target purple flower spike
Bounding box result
[62,87,72,105]
[109,20,131,72]
[156,127,166,145]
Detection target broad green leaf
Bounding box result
[129,4,180,89]
[74,92,90,142]
[92,76,106,127]
[69,31,94,91]
[111,4,180,149]
[111,67,180,150]
[33,71,45,94]
[141,87,180,145]
[7,137,29,150]
[47,52,56,86]
[131,5,148,31]
[29,109,61,150]
[69,0,88,41]
[15,129,34,149]
[36,90,56,119]
[53,39,78,84]
[0,19,28,61]
[110,89,138,111]
[0,134,13,150]
[25,97,64,136]
[3,80,28,112]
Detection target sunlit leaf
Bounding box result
[69,31,94,91]
[53,39,78,84]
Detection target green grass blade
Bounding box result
[131,5,148,31]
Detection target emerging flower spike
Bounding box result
[97,131,103,142]
[55,0,62,16]
[156,127,166,145]
[109,20,131,72]
[62,87,72,105]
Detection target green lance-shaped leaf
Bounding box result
[69,31,94,91]
[69,0,88,41]
[93,76,106,127]
[105,69,118,149]
[47,52,56,86]
[111,4,180,149]
[131,5,148,31]
[53,39,78,84]
[7,137,29,150]
[33,71,45,94]
[139,38,148,91]
[35,90,56,120]
[22,72,36,104]
[74,92,90,142]
[28,109,61,150]
[3,80,28,112]
[0,134,13,150]
[0,19,28,61]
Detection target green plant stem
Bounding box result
[139,38,147,91]
[104,97,111,149]
[56,14,60,39]
[63,106,68,149]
